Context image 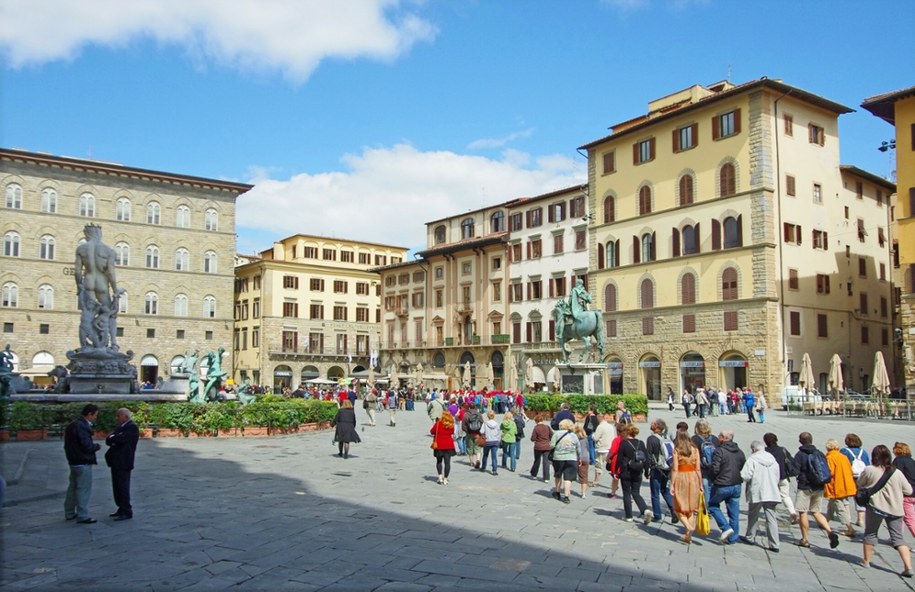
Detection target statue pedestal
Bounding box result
[559,364,606,395]
[159,375,189,395]
[68,374,138,395]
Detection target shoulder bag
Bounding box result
[547,431,571,463]
[855,467,895,507]
[696,491,711,536]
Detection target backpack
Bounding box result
[627,440,647,472]
[619,410,632,425]
[466,412,483,433]
[514,415,525,439]
[700,436,717,469]
[783,447,800,478]
[654,439,674,472]
[806,450,833,486]
[845,448,866,478]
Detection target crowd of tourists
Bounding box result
[670,385,767,422]
[427,401,914,579]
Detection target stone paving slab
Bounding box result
[1,405,914,591]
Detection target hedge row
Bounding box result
[524,394,648,416]
[2,398,339,435]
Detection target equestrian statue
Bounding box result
[553,279,605,364]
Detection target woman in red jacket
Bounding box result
[431,410,457,485]
[607,427,624,498]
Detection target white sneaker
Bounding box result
[643,510,654,525]
[720,528,734,543]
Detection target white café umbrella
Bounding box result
[827,353,844,397]
[551,363,561,392]
[389,364,399,388]
[462,361,472,388]
[525,357,534,385]
[368,366,375,388]
[486,362,495,390]
[871,351,891,415]
[414,362,424,386]
[508,358,519,393]
[799,353,816,393]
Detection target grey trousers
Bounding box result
[64,465,93,520]
[746,501,780,549]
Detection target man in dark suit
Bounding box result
[64,404,101,523]
[105,408,139,520]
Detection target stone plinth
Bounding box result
[159,375,189,395]
[559,364,606,395]
[63,347,139,394]
[67,374,138,395]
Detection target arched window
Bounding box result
[640,278,654,309]
[175,205,190,228]
[723,215,742,248]
[461,217,475,239]
[434,225,446,244]
[639,186,652,215]
[5,184,22,209]
[204,208,218,231]
[2,282,19,307]
[203,295,216,318]
[3,231,20,257]
[145,245,160,269]
[79,193,96,217]
[490,210,505,233]
[605,240,619,269]
[144,292,158,315]
[679,175,694,206]
[204,251,217,274]
[682,224,698,255]
[641,232,655,262]
[118,292,128,314]
[116,197,131,221]
[603,284,618,312]
[603,195,616,224]
[680,272,696,304]
[37,284,54,309]
[719,163,736,197]
[115,242,130,266]
[39,234,55,260]
[174,294,188,317]
[175,247,190,271]
[41,188,57,213]
[146,201,160,224]
[722,267,738,300]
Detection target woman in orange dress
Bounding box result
[670,431,702,543]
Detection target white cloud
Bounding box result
[237,143,585,252]
[467,127,534,150]
[0,0,437,82]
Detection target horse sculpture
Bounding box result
[554,283,605,364]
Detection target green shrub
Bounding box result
[525,394,648,416]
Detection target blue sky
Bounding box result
[1,0,910,254]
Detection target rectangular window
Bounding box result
[333,305,347,321]
[510,283,523,302]
[548,202,566,222]
[528,280,542,300]
[633,137,656,164]
[309,332,324,353]
[642,317,654,335]
[808,124,825,146]
[882,328,889,347]
[527,207,543,228]
[303,247,318,259]
[309,303,324,319]
[145,328,154,338]
[786,175,796,196]
[880,296,888,318]
[280,330,296,352]
[606,319,617,338]
[784,114,793,136]
[310,278,324,291]
[3,322,12,333]
[461,261,472,275]
[435,289,443,307]
[356,306,369,322]
[812,230,828,250]
[340,250,354,263]
[673,123,698,152]
[356,282,369,295]
[816,274,830,294]
[510,243,522,261]
[575,230,586,251]
[322,248,336,261]
[492,280,501,302]
[282,302,298,318]
[817,314,828,338]
[783,223,802,245]
[880,263,886,281]
[283,275,298,289]
[713,109,741,139]
[877,190,883,206]
[877,227,886,247]
[333,280,347,294]
[602,151,616,174]
[858,257,867,277]
[569,196,585,218]
[789,311,801,336]
[509,213,524,231]
[682,314,696,333]
[358,252,370,264]
[813,183,822,204]
[492,256,501,270]
[553,233,564,255]
[723,310,738,331]
[205,330,213,340]
[528,238,542,259]
[434,266,444,280]
[552,276,567,298]
[788,268,799,290]
[859,292,868,315]
[252,298,260,318]
[861,325,869,345]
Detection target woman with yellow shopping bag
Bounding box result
[670,431,703,543]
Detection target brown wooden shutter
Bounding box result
[909,188,915,217]
[549,320,555,341]
[736,214,743,247]
[691,123,699,147]
[633,235,640,264]
[548,278,554,298]
[712,219,721,250]
[548,206,554,223]
[796,225,802,245]
[614,240,620,267]
[598,245,605,269]
[632,142,639,164]
[694,222,701,253]
[672,128,680,152]
[712,114,720,140]
[649,137,656,160]
[651,231,656,261]
[733,108,741,135]
[672,228,681,257]
[526,323,531,343]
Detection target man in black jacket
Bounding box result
[550,402,574,430]
[105,408,140,520]
[64,404,101,524]
[708,429,746,544]
[793,432,839,549]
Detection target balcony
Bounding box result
[457,301,473,314]
[395,306,409,317]
[491,334,510,344]
[267,348,367,361]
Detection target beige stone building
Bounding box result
[579,78,895,401]
[232,235,407,390]
[0,148,252,386]
[862,87,915,394]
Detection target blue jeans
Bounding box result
[649,469,675,519]
[587,435,596,464]
[456,435,466,454]
[708,483,741,542]
[64,465,93,520]
[482,444,499,473]
[501,442,518,471]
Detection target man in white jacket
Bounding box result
[740,440,782,552]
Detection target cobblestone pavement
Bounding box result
[1,404,914,591]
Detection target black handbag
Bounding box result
[855,467,895,507]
